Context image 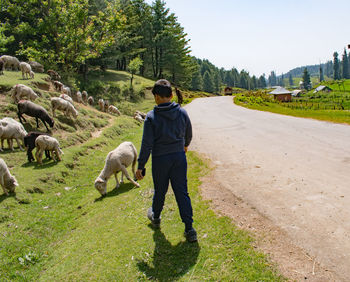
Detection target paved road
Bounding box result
[185,96,350,280]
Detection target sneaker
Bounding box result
[184,228,197,243]
[147,207,161,228]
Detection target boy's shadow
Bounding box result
[137,229,200,280]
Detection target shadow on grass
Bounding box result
[137,229,200,280]
[94,183,136,202]
[32,158,60,169]
[0,192,16,204]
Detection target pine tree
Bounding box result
[289,73,293,86]
[258,75,267,88]
[302,68,311,90]
[319,66,324,82]
[203,71,214,93]
[333,52,340,80]
[342,49,349,79]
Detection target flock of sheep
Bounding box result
[0,55,147,196]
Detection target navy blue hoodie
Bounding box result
[137,102,192,170]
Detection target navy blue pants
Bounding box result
[152,152,193,228]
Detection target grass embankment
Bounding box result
[0,70,284,281]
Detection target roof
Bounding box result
[313,85,332,93]
[269,87,292,95]
[291,90,302,96]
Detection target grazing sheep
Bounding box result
[62,86,71,97]
[108,105,121,115]
[0,55,20,70]
[51,97,78,119]
[53,80,63,92]
[76,91,83,103]
[24,132,51,162]
[0,158,18,195]
[134,114,144,123]
[35,135,63,164]
[17,100,54,132]
[81,91,88,105]
[135,111,146,119]
[133,111,146,123]
[0,58,4,75]
[28,61,44,73]
[98,98,104,111]
[0,118,27,151]
[94,141,140,196]
[87,96,94,106]
[59,94,73,104]
[11,84,38,103]
[47,69,61,80]
[19,62,33,79]
[103,100,110,112]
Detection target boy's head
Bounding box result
[152,79,172,97]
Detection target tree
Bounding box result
[203,71,214,93]
[268,71,277,87]
[302,68,311,90]
[289,73,293,86]
[128,57,143,87]
[333,52,340,80]
[0,24,14,53]
[258,75,267,88]
[342,49,349,79]
[319,66,324,82]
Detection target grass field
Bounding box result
[0,70,285,281]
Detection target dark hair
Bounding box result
[152,79,172,97]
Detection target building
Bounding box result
[224,86,233,95]
[291,90,303,97]
[313,85,332,93]
[269,87,292,102]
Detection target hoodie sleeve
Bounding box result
[184,112,192,147]
[137,115,154,169]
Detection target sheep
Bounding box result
[76,91,83,103]
[24,132,51,162]
[87,96,94,106]
[47,69,61,80]
[94,141,140,196]
[28,61,44,73]
[0,118,27,151]
[133,111,146,123]
[51,97,78,119]
[81,91,88,105]
[103,100,110,112]
[35,135,63,164]
[0,55,20,70]
[98,98,104,111]
[59,94,73,104]
[0,158,18,195]
[11,84,38,103]
[108,105,121,115]
[134,114,145,123]
[62,86,71,97]
[19,62,34,79]
[17,100,54,132]
[134,111,146,119]
[0,58,3,75]
[53,80,63,92]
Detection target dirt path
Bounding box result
[185,96,350,281]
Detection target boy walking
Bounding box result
[136,79,197,243]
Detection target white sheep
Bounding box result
[19,62,34,79]
[98,98,104,111]
[62,86,71,97]
[0,55,20,70]
[133,111,145,123]
[94,141,140,196]
[135,111,146,119]
[0,158,18,195]
[0,117,27,151]
[76,91,83,103]
[108,105,121,115]
[11,84,38,103]
[59,94,73,104]
[51,97,78,119]
[35,135,63,164]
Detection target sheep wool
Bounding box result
[0,158,18,195]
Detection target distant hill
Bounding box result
[282,61,333,78]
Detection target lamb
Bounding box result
[87,96,94,106]
[0,158,18,195]
[0,118,27,151]
[103,100,110,112]
[17,100,55,132]
[47,69,61,80]
[35,135,63,164]
[28,61,44,73]
[94,141,140,196]
[0,55,20,70]
[24,132,51,162]
[98,98,104,111]
[53,80,63,92]
[51,97,78,119]
[76,91,83,103]
[108,105,121,115]
[19,62,34,79]
[81,91,88,105]
[59,94,73,104]
[11,84,38,103]
[62,86,71,97]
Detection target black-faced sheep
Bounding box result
[35,135,63,164]
[94,141,140,196]
[108,105,121,115]
[51,97,78,119]
[28,61,44,73]
[0,117,27,151]
[47,69,61,80]
[17,100,54,132]
[19,62,34,79]
[0,158,18,195]
[11,84,38,103]
[87,96,94,106]
[24,132,51,162]
[0,55,20,70]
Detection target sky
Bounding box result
[145,0,350,77]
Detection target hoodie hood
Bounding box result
[154,102,180,120]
